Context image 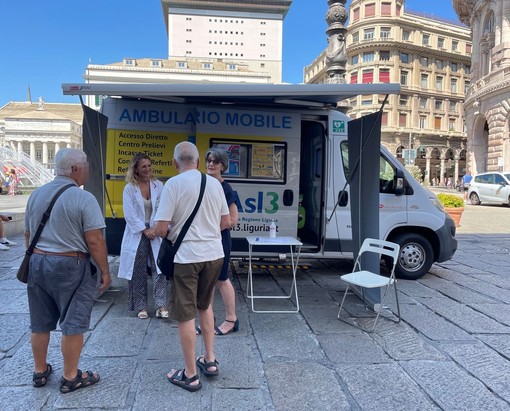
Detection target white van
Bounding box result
[63,83,457,280]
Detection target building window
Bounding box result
[421,74,428,88]
[434,116,442,129]
[361,98,372,105]
[451,62,458,72]
[466,44,472,54]
[123,59,134,66]
[449,118,456,131]
[379,50,390,61]
[436,59,444,70]
[352,7,360,21]
[402,30,410,41]
[419,97,427,108]
[449,101,456,111]
[379,69,390,83]
[464,65,471,74]
[438,37,445,48]
[451,78,458,93]
[362,69,374,83]
[400,52,409,64]
[400,95,409,106]
[381,2,391,16]
[436,76,443,90]
[452,40,458,51]
[352,31,359,43]
[421,56,428,66]
[422,34,430,46]
[400,70,408,85]
[364,28,375,40]
[419,116,427,128]
[351,55,359,65]
[227,64,237,70]
[399,113,407,127]
[435,100,442,110]
[365,3,375,17]
[202,63,212,69]
[177,61,187,68]
[380,27,391,38]
[350,72,358,84]
[363,52,374,62]
[36,150,42,161]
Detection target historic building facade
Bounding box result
[0,99,83,172]
[85,0,292,110]
[305,0,472,185]
[454,0,510,173]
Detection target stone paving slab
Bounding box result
[317,333,391,364]
[415,297,510,334]
[468,303,510,326]
[440,341,510,403]
[0,387,51,411]
[418,276,497,303]
[338,363,436,411]
[476,334,510,358]
[400,302,473,341]
[401,360,509,410]
[265,362,351,410]
[0,313,30,352]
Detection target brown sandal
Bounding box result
[33,363,52,387]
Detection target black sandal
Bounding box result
[60,369,100,394]
[33,363,52,387]
[196,356,219,377]
[167,369,202,392]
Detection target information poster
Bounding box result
[251,144,275,178]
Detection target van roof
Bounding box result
[62,83,401,110]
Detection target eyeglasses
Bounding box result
[206,159,221,165]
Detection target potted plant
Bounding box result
[437,193,464,227]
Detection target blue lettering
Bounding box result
[133,110,147,123]
[119,109,132,122]
[245,197,256,213]
[282,116,292,129]
[257,191,263,213]
[233,191,243,213]
[226,112,238,126]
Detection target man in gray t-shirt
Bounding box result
[24,148,111,394]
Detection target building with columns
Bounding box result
[305,0,472,185]
[0,99,83,171]
[84,0,292,110]
[453,0,510,173]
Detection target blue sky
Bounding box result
[0,0,461,107]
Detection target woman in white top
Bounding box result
[118,153,168,319]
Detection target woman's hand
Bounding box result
[142,228,156,240]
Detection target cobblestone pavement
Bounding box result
[0,194,509,410]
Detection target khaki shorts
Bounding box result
[169,258,223,322]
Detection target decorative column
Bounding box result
[425,148,432,184]
[42,142,48,165]
[55,142,60,155]
[325,0,348,84]
[30,142,36,162]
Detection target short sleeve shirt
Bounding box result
[154,170,229,264]
[25,176,106,253]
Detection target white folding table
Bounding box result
[246,236,303,313]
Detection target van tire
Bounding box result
[389,233,434,280]
[469,192,481,205]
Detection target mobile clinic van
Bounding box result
[63,83,457,280]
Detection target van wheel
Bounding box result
[388,233,434,280]
[470,192,481,205]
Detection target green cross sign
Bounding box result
[333,120,345,133]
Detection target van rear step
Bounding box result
[237,261,311,271]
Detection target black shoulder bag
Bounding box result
[16,184,75,283]
[157,173,206,279]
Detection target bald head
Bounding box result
[174,141,199,172]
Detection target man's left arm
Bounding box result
[84,229,111,293]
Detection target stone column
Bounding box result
[42,142,48,165]
[30,142,36,162]
[55,142,60,155]
[425,149,432,184]
[325,0,348,84]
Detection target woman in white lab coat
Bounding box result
[118,153,168,319]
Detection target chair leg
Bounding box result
[393,281,401,323]
[337,284,350,319]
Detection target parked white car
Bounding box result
[468,171,510,206]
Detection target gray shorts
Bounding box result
[27,253,98,335]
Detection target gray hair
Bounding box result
[205,147,229,173]
[55,148,87,176]
[174,141,199,166]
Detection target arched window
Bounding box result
[481,11,495,76]
[396,145,403,158]
[484,11,495,33]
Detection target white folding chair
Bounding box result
[337,238,401,332]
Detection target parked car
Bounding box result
[468,171,510,206]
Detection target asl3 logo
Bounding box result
[233,191,279,214]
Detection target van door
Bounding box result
[298,120,327,252]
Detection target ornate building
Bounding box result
[453,0,510,173]
[305,0,472,185]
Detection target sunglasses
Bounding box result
[206,159,221,165]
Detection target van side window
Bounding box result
[211,139,287,183]
[340,141,397,194]
[494,174,505,185]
